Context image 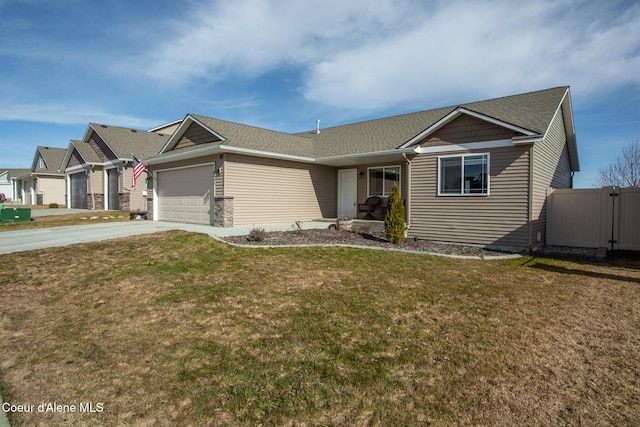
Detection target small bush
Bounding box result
[246,227,267,242]
[48,203,59,208]
[384,182,405,244]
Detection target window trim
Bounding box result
[437,153,490,196]
[367,165,401,197]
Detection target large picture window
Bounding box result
[368,166,400,196]
[438,154,489,195]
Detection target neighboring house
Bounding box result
[0,169,30,202]
[149,120,183,135]
[143,86,578,251]
[14,147,67,205]
[60,124,171,211]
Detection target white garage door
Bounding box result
[157,164,214,225]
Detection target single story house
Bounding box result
[0,169,30,202]
[143,86,578,251]
[14,147,67,205]
[60,124,171,211]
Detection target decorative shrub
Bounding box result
[246,227,267,242]
[384,182,406,244]
[48,203,59,208]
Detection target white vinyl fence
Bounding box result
[547,187,640,250]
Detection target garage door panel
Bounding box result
[157,165,214,225]
[70,173,87,209]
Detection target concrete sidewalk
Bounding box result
[0,220,332,255]
[0,395,9,427]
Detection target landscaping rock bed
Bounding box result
[223,228,514,258]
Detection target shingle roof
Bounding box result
[89,124,172,160]
[69,139,102,164]
[150,86,571,162]
[34,146,67,174]
[299,86,569,158]
[189,114,315,158]
[0,168,31,178]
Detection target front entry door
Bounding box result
[338,168,357,218]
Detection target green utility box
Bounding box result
[0,207,31,223]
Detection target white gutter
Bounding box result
[222,145,316,163]
[512,136,543,145]
[402,153,411,230]
[31,172,66,177]
[144,145,316,166]
[144,146,223,165]
[316,148,415,164]
[413,139,530,154]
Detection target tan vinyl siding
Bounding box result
[122,165,147,212]
[409,146,531,249]
[88,168,104,194]
[419,114,516,147]
[224,153,336,225]
[531,108,572,246]
[36,176,66,205]
[153,124,180,135]
[88,130,118,162]
[172,122,222,151]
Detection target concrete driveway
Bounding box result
[0,220,330,255]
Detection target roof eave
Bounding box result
[399,107,538,149]
[147,144,316,167]
[84,124,120,159]
[159,115,227,155]
[540,87,579,172]
[148,119,183,133]
[316,148,415,166]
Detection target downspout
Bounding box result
[88,165,96,210]
[402,153,411,230]
[527,145,534,252]
[66,174,71,208]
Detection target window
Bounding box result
[368,166,400,196]
[438,154,489,195]
[39,157,46,169]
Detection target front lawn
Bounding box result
[1,231,639,426]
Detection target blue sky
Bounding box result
[1,0,639,188]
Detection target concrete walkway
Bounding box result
[0,220,332,255]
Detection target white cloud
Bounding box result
[304,0,640,108]
[141,0,414,82]
[139,0,640,109]
[0,102,159,129]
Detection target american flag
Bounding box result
[132,156,146,189]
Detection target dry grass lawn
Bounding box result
[0,211,131,231]
[1,231,639,426]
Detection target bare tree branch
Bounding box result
[595,139,640,188]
